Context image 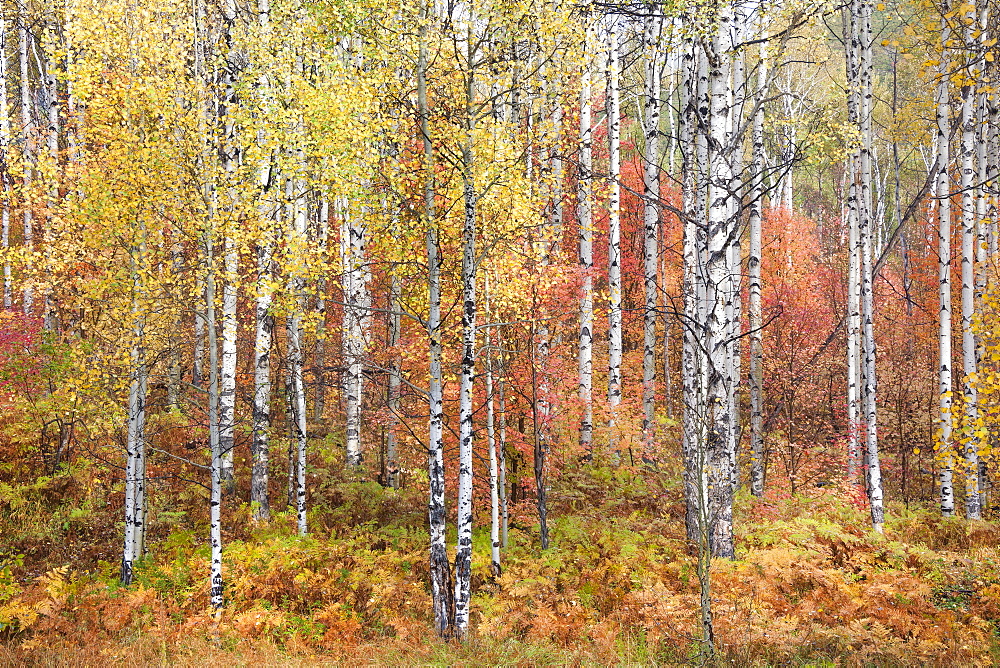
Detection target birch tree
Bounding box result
[935,12,954,516]
[642,13,663,457]
[748,38,767,497]
[419,2,451,636]
[1,5,11,310]
[960,0,981,520]
[606,24,623,441]
[578,20,594,454]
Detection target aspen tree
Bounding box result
[857,0,884,532]
[682,34,711,542]
[706,0,737,557]
[642,10,663,456]
[206,226,224,612]
[313,200,328,423]
[419,1,452,637]
[607,24,622,437]
[485,277,500,575]
[287,170,309,536]
[342,199,369,469]
[974,3,991,511]
[936,10,954,516]
[498,371,509,549]
[386,272,401,489]
[19,2,33,316]
[960,0,981,520]
[41,17,58,333]
[218,0,240,495]
[121,233,148,586]
[844,2,862,482]
[453,16,478,638]
[248,0,275,521]
[748,38,767,498]
[578,18,594,454]
[1,5,10,310]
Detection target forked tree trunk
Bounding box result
[419,6,452,637]
[856,0,884,532]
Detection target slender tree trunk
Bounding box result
[960,4,981,518]
[314,200,329,422]
[683,40,711,542]
[218,0,240,496]
[844,3,862,482]
[206,228,224,612]
[342,200,368,469]
[0,6,11,310]
[386,272,401,489]
[857,0,884,532]
[975,4,990,512]
[706,5,736,558]
[498,372,509,549]
[748,40,767,498]
[121,244,148,586]
[578,26,593,454]
[453,28,478,637]
[288,177,309,535]
[41,25,58,333]
[607,26,622,444]
[420,7,452,637]
[19,4,32,316]
[642,14,663,457]
[251,191,275,522]
[485,281,500,575]
[936,19,954,517]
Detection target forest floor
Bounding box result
[2,460,1000,667]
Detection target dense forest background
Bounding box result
[2,0,1000,664]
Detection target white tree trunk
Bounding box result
[219,232,238,493]
[857,0,884,532]
[498,373,509,549]
[314,200,329,422]
[454,33,477,635]
[960,3,981,519]
[844,3,862,482]
[419,9,451,636]
[0,6,10,310]
[578,28,593,453]
[41,28,58,333]
[251,189,275,521]
[288,177,309,535]
[748,40,767,498]
[386,271,401,489]
[682,40,711,541]
[935,23,954,516]
[607,26,622,434]
[706,6,736,558]
[342,201,368,469]
[975,5,990,511]
[121,242,148,586]
[206,229,224,612]
[485,281,500,575]
[19,5,32,316]
[642,14,663,456]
